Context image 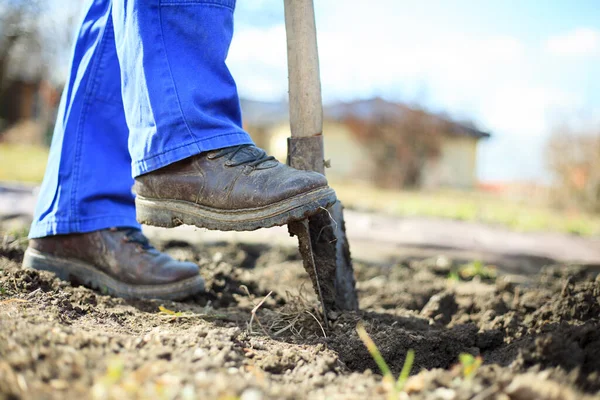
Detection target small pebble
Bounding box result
[49,379,68,390]
[192,348,206,361]
[240,388,263,400]
[433,387,456,400]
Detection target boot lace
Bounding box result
[211,145,276,168]
[119,228,154,251]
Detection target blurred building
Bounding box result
[0,35,59,146]
[242,97,490,189]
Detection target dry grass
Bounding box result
[247,285,327,339]
[332,181,600,236]
[0,143,48,183]
[266,290,326,338]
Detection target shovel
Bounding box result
[283,0,359,325]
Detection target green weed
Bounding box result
[447,271,461,282]
[158,305,184,317]
[105,358,125,383]
[5,227,30,249]
[458,260,496,280]
[458,353,482,379]
[356,322,415,398]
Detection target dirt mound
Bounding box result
[1,234,600,399]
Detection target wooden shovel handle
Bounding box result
[283,0,323,140]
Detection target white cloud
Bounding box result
[545,28,600,56]
[317,33,525,100]
[227,24,288,99]
[479,87,583,138]
[228,24,287,69]
[475,86,587,182]
[227,9,597,181]
[228,22,571,140]
[228,22,526,106]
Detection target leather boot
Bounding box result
[22,228,204,300]
[134,145,337,231]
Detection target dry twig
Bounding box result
[248,290,273,337]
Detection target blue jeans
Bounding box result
[30,0,253,238]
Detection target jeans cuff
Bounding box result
[160,0,236,10]
[29,215,141,239]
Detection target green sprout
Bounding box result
[158,305,183,317]
[356,322,415,398]
[458,353,482,379]
[458,260,496,280]
[8,226,30,241]
[105,358,125,383]
[447,271,461,282]
[396,347,415,392]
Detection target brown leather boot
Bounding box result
[134,145,337,231]
[22,228,204,300]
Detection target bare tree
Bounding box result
[0,0,81,135]
[546,125,600,213]
[344,105,444,189]
[0,1,44,91]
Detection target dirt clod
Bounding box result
[419,291,458,324]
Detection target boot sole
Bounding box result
[135,186,337,231]
[22,248,205,301]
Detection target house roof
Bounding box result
[324,97,411,121]
[240,97,491,139]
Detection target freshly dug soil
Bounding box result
[1,231,599,400]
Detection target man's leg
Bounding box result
[30,0,138,238]
[111,0,336,231]
[25,0,203,300]
[111,0,253,176]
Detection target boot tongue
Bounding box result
[225,146,279,168]
[233,146,263,163]
[117,228,155,251]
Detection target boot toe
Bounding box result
[163,260,200,281]
[283,170,328,195]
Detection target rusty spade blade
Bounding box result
[288,217,332,329]
[288,198,358,329]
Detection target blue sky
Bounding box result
[228,0,600,182]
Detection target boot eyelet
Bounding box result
[224,160,234,167]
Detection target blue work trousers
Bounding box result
[30,0,253,238]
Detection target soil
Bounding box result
[1,229,600,400]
